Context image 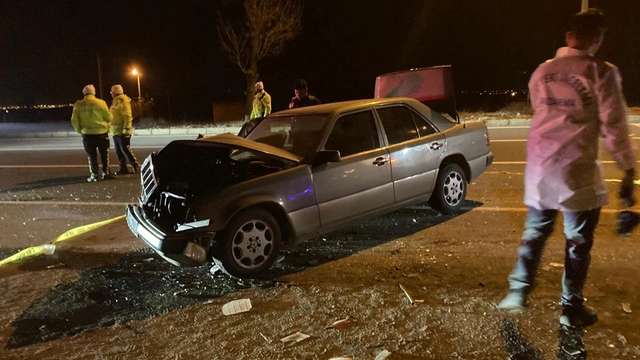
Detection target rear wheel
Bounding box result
[212,208,281,278]
[428,163,467,214]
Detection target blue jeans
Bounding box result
[507,206,601,307]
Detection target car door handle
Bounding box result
[430,142,443,150]
[373,156,390,166]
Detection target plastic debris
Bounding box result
[549,262,564,268]
[326,319,350,329]
[398,283,415,305]
[259,332,272,344]
[279,331,310,344]
[42,244,56,255]
[622,302,632,313]
[375,350,391,360]
[221,299,252,316]
[209,265,220,275]
[618,334,627,345]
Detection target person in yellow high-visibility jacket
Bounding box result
[250,81,272,119]
[109,84,139,175]
[71,84,114,182]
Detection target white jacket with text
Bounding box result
[525,47,636,211]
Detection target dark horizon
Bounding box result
[1,0,639,118]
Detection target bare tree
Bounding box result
[218,0,303,117]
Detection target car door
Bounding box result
[375,105,445,203]
[313,110,393,227]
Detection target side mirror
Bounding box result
[313,150,341,166]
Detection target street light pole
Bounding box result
[132,69,142,99]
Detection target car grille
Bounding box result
[140,155,158,204]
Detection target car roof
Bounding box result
[271,97,426,117]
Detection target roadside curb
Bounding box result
[1,117,639,138]
[477,114,640,128]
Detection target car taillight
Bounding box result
[485,131,491,146]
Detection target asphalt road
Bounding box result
[1,128,639,358]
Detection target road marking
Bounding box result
[0,165,88,168]
[492,137,640,142]
[492,160,638,165]
[484,173,640,185]
[0,200,635,216]
[461,206,632,214]
[0,146,160,152]
[0,200,133,206]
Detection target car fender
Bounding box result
[217,195,297,245]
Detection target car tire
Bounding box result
[212,208,281,278]
[428,163,467,214]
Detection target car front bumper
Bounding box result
[126,204,208,267]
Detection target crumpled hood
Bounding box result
[196,133,302,163]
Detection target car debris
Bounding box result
[221,298,252,316]
[259,332,272,344]
[279,331,310,344]
[375,350,391,360]
[326,319,350,329]
[398,283,415,305]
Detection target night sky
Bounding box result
[1,0,639,119]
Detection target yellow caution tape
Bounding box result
[605,179,640,186]
[0,215,126,266]
[50,215,126,244]
[0,244,54,266]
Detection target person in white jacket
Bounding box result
[497,8,637,328]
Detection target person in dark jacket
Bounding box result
[288,79,321,109]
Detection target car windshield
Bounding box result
[246,115,328,158]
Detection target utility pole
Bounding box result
[582,0,588,11]
[97,54,104,99]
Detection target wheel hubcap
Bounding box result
[443,171,464,207]
[231,219,274,269]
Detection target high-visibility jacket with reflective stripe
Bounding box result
[109,94,133,135]
[250,90,272,119]
[71,95,112,135]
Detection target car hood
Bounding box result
[196,133,302,163]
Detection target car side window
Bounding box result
[411,110,437,137]
[376,106,419,145]
[324,111,379,157]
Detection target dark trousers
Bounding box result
[82,133,110,175]
[507,206,601,307]
[113,134,138,169]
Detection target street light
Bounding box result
[131,68,141,99]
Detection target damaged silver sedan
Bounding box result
[126,97,493,278]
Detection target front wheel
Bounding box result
[428,163,467,214]
[211,208,281,278]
